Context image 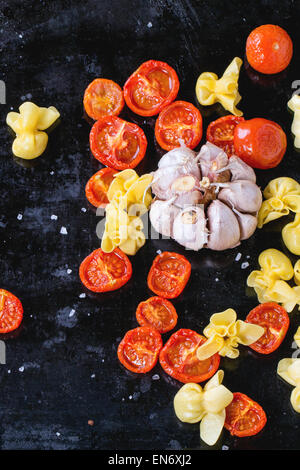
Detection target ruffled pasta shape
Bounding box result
[288,94,300,149]
[195,57,243,116]
[196,308,264,360]
[294,327,300,348]
[282,213,300,255]
[277,358,300,413]
[6,101,60,159]
[173,370,233,446]
[258,177,300,228]
[247,248,300,312]
[101,170,152,255]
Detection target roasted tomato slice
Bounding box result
[0,289,23,333]
[246,302,289,354]
[79,248,132,293]
[85,167,117,208]
[118,326,163,373]
[136,296,178,334]
[83,78,124,120]
[159,329,220,383]
[206,115,245,156]
[124,60,179,117]
[90,116,147,170]
[155,100,202,151]
[225,392,267,437]
[147,252,191,299]
[233,118,287,169]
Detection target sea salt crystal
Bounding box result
[17,214,23,220]
[222,445,229,450]
[79,293,86,298]
[50,171,54,175]
[152,374,160,381]
[19,366,24,372]
[56,432,60,437]
[215,278,219,282]
[67,269,72,274]
[91,374,95,379]
[241,262,249,269]
[81,207,87,213]
[60,226,67,235]
[51,215,58,220]
[69,309,75,318]
[129,395,133,400]
[156,250,162,254]
[235,252,242,262]
[147,22,152,28]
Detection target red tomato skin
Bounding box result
[246,25,293,75]
[206,115,245,157]
[124,60,180,117]
[136,296,178,333]
[246,302,289,354]
[117,326,163,373]
[0,289,23,333]
[147,252,191,299]
[225,392,267,437]
[159,329,220,383]
[83,78,124,120]
[89,116,147,170]
[79,248,132,293]
[155,100,203,151]
[233,118,287,169]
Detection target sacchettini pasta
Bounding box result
[6,101,60,159]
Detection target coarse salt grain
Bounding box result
[60,226,67,235]
[17,214,23,220]
[69,309,75,317]
[67,269,72,274]
[241,262,249,269]
[79,293,86,298]
[235,252,242,262]
[51,215,58,220]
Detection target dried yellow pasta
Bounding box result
[294,327,300,348]
[101,170,153,255]
[195,57,243,116]
[247,248,300,312]
[173,370,233,446]
[282,213,300,255]
[6,101,60,159]
[258,177,300,228]
[196,308,264,360]
[277,358,300,413]
[288,94,300,149]
[294,260,300,285]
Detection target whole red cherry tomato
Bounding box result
[233,118,287,169]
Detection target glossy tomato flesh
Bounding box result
[206,115,244,156]
[124,60,179,116]
[147,252,191,299]
[85,167,117,208]
[117,326,163,373]
[155,100,202,151]
[159,328,220,383]
[136,296,178,333]
[79,248,132,293]
[0,289,23,333]
[246,302,289,354]
[225,392,267,437]
[233,118,287,169]
[83,78,124,120]
[89,116,147,170]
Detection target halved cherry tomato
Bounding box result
[147,252,191,299]
[206,115,245,157]
[85,167,117,208]
[159,329,220,383]
[118,326,163,373]
[0,289,23,333]
[124,60,179,117]
[246,25,293,75]
[136,296,178,334]
[155,101,202,151]
[225,392,267,437]
[233,118,287,169]
[246,302,289,354]
[83,78,124,120]
[79,248,132,293]
[90,116,147,170]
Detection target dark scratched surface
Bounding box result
[0,0,300,450]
